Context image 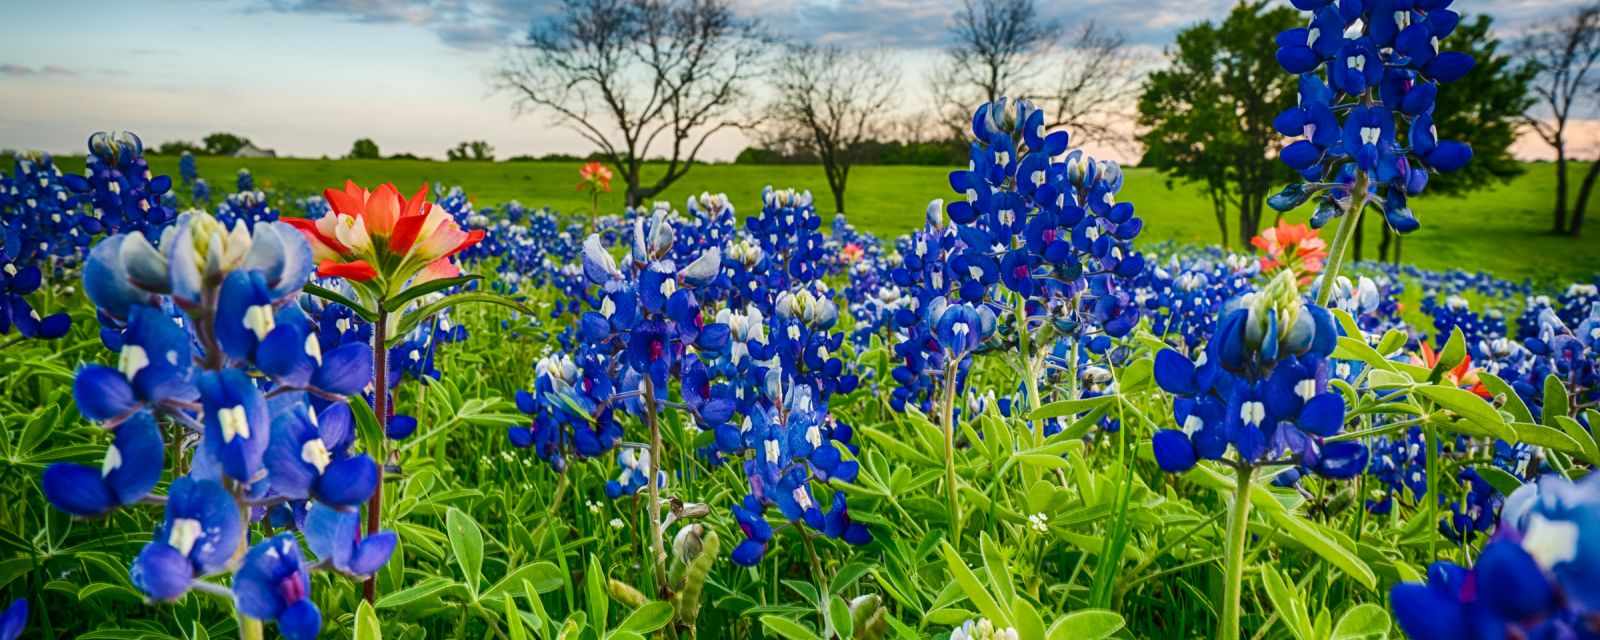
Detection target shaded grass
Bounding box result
[59,155,1600,282]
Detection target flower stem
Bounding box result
[941,361,962,543]
[364,306,389,604]
[237,614,263,640]
[642,375,669,596]
[1314,175,1369,308]
[1013,294,1042,444]
[1219,464,1254,640]
[1424,424,1439,561]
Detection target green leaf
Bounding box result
[1333,336,1398,373]
[1260,568,1312,640]
[980,534,1016,610]
[1045,610,1124,640]
[828,594,853,640]
[389,292,536,347]
[1010,597,1046,640]
[939,541,1010,628]
[761,615,823,640]
[1331,603,1391,640]
[617,601,673,635]
[482,562,565,603]
[1543,374,1570,426]
[446,507,485,597]
[1507,422,1587,458]
[1474,466,1523,496]
[1415,385,1514,442]
[1259,507,1377,590]
[1478,371,1533,424]
[1433,327,1467,375]
[1028,395,1113,420]
[587,555,609,634]
[303,283,376,322]
[1377,329,1407,357]
[505,591,529,640]
[828,561,873,596]
[355,600,382,640]
[375,576,461,609]
[382,274,483,312]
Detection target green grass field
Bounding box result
[58,155,1600,283]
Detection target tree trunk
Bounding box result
[1237,191,1262,249]
[1570,159,1599,237]
[1555,147,1570,234]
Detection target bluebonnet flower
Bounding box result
[62,132,178,238]
[1391,473,1600,639]
[234,533,321,640]
[1365,427,1428,514]
[128,477,243,601]
[605,446,667,498]
[236,168,254,193]
[1439,468,1502,544]
[1271,0,1475,234]
[265,402,378,508]
[303,503,397,577]
[41,410,164,516]
[1149,272,1360,476]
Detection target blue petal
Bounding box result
[107,413,164,506]
[1390,582,1466,640]
[73,365,137,422]
[42,463,115,516]
[316,454,378,507]
[310,342,373,395]
[1153,349,1197,395]
[1152,430,1198,472]
[129,542,193,601]
[1298,393,1346,437]
[277,599,322,640]
[1475,540,1555,619]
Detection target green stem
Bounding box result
[1219,464,1255,640]
[941,361,962,543]
[643,375,669,596]
[1014,294,1042,421]
[237,614,264,640]
[1424,424,1439,561]
[1314,176,1368,307]
[364,305,389,604]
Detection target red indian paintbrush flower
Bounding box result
[578,161,612,192]
[285,181,484,295]
[1250,220,1328,286]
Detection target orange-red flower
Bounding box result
[1251,220,1328,285]
[285,181,483,295]
[840,243,864,264]
[578,161,612,193]
[1411,342,1491,398]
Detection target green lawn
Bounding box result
[58,155,1600,283]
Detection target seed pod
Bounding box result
[607,578,649,610]
[673,530,719,628]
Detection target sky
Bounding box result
[0,0,1592,164]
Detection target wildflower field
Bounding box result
[5,2,1600,640]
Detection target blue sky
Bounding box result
[0,1,1587,162]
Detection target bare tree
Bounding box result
[934,0,1058,134]
[759,44,899,214]
[1042,21,1144,150]
[496,0,764,207]
[1519,3,1600,234]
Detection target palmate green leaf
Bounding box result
[382,274,483,312]
[505,591,529,640]
[1010,597,1046,640]
[355,600,382,640]
[829,561,874,596]
[587,554,609,634]
[1044,610,1124,640]
[446,507,485,597]
[1330,603,1391,639]
[1474,465,1524,496]
[1507,422,1588,460]
[1432,327,1467,376]
[1332,336,1396,373]
[376,576,462,609]
[482,562,565,604]
[828,594,853,640]
[1415,384,1514,442]
[303,282,376,322]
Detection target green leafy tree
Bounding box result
[1136,1,1298,248]
[447,140,495,162]
[153,140,202,155]
[201,132,252,156]
[347,138,381,160]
